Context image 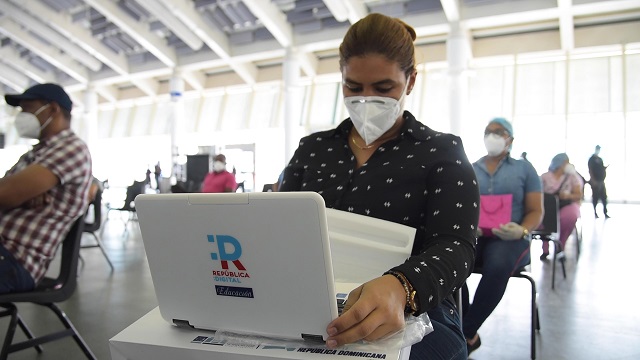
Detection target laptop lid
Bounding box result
[135,192,338,341]
[326,209,416,284]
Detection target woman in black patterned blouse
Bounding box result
[279,13,479,360]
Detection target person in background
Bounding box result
[271,170,285,192]
[539,153,583,260]
[280,13,479,360]
[154,162,162,190]
[588,145,609,218]
[464,117,543,355]
[0,83,92,293]
[520,151,529,162]
[201,154,237,193]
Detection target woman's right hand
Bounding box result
[325,275,407,348]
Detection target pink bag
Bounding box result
[478,194,513,234]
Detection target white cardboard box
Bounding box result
[110,307,410,360]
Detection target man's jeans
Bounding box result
[0,244,35,293]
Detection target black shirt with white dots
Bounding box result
[280,111,479,314]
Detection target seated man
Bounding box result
[0,83,92,293]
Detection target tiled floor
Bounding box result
[1,203,639,360]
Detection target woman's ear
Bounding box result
[407,70,417,95]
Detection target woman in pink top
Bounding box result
[539,153,583,259]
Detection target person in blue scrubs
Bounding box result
[463,117,543,355]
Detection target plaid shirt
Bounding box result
[0,129,92,283]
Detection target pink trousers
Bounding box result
[542,202,581,254]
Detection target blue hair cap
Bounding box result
[489,117,513,137]
[549,153,569,171]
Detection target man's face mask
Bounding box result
[14,103,53,139]
[344,82,409,146]
[213,161,226,172]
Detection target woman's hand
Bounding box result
[492,222,525,240]
[325,275,407,348]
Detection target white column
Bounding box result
[446,21,471,137]
[83,86,98,150]
[169,69,185,179]
[283,47,301,166]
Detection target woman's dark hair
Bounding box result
[339,13,417,77]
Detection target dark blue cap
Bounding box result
[5,83,72,111]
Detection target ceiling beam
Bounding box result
[461,0,640,31]
[84,0,177,67]
[343,0,368,24]
[2,1,102,72]
[0,63,31,92]
[11,0,129,76]
[0,19,89,84]
[0,46,55,84]
[242,0,293,47]
[135,0,204,51]
[242,0,322,79]
[64,83,120,104]
[440,0,460,23]
[298,51,318,77]
[572,0,640,16]
[181,70,206,91]
[130,78,158,98]
[323,0,367,24]
[159,0,258,84]
[96,85,120,103]
[2,2,102,71]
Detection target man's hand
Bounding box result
[325,275,406,348]
[24,193,52,209]
[0,164,58,210]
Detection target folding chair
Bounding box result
[467,265,541,360]
[82,188,114,271]
[0,218,96,359]
[104,181,145,236]
[531,193,566,289]
[573,216,583,260]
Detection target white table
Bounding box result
[110,307,410,360]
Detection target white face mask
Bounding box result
[212,161,226,172]
[484,134,507,157]
[564,163,576,175]
[14,104,52,139]
[344,84,408,145]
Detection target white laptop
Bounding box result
[135,192,415,342]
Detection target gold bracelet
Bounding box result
[384,271,418,315]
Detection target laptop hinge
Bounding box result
[301,334,324,343]
[173,319,194,329]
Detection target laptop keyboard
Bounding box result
[336,293,348,315]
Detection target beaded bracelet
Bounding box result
[384,271,417,315]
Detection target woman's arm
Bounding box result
[326,135,479,348]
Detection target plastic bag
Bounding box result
[210,311,433,351]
